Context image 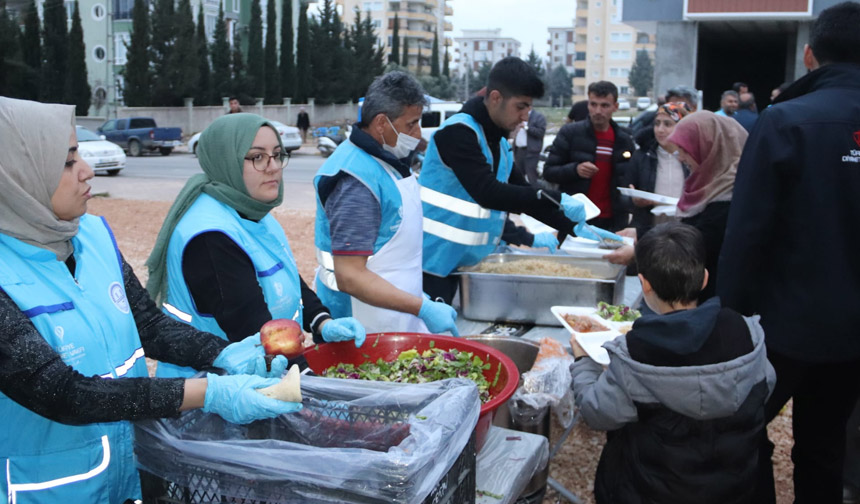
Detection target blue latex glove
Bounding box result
[321,317,367,347]
[202,373,302,424]
[418,298,460,337]
[531,232,559,251]
[574,222,624,242]
[213,333,289,378]
[560,193,588,222]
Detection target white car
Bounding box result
[636,97,652,110]
[76,126,126,176]
[188,120,303,156]
[617,98,631,110]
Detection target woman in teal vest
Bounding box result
[147,113,365,378]
[0,98,302,504]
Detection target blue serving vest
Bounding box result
[420,113,513,277]
[0,214,146,504]
[158,193,303,377]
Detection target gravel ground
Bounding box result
[86,197,796,504]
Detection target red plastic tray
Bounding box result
[302,332,519,452]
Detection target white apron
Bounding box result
[351,163,429,333]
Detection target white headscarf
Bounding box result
[0,97,78,260]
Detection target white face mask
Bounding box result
[383,116,421,159]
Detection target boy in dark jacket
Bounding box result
[571,223,775,504]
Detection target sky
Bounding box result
[448,0,578,60]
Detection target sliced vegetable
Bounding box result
[596,301,641,322]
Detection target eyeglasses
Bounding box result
[244,151,290,171]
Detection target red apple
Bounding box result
[260,318,304,359]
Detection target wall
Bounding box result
[653,21,698,99]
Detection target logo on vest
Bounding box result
[55,325,64,340]
[108,282,130,313]
[274,282,284,297]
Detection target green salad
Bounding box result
[322,347,496,403]
[596,301,641,322]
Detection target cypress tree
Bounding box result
[230,32,248,100]
[150,0,175,105]
[415,45,422,75]
[21,0,41,100]
[443,43,449,77]
[400,35,408,71]
[430,29,439,77]
[0,0,25,98]
[279,0,293,98]
[41,0,68,102]
[210,1,230,101]
[123,0,151,106]
[388,13,398,65]
[172,0,198,101]
[247,0,264,98]
[294,1,310,102]
[195,3,211,105]
[263,0,279,103]
[348,8,383,101]
[66,1,91,114]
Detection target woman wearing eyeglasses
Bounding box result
[147,114,365,378]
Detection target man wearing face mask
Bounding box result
[420,57,594,304]
[313,72,459,336]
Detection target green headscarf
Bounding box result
[145,113,283,306]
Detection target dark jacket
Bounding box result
[681,201,730,304]
[572,298,775,504]
[543,116,635,229]
[717,63,860,363]
[733,108,758,134]
[624,133,689,237]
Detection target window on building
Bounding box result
[554,44,559,51]
[595,18,601,25]
[554,33,559,39]
[554,56,561,62]
[91,3,105,20]
[372,19,381,29]
[592,70,599,77]
[113,0,132,20]
[594,36,600,42]
[610,50,631,59]
[93,45,106,62]
[610,32,632,42]
[478,41,488,50]
[576,51,586,60]
[566,31,573,42]
[114,33,129,64]
[620,86,629,95]
[609,68,618,77]
[566,54,573,66]
[637,32,651,44]
[575,69,585,78]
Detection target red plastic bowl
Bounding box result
[302,332,519,452]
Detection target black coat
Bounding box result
[624,135,690,238]
[681,201,730,304]
[717,63,860,362]
[543,117,635,230]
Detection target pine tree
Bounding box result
[66,1,91,114]
[231,32,249,101]
[442,43,449,77]
[388,13,398,65]
[628,49,654,97]
[21,0,41,100]
[123,0,150,106]
[526,46,545,79]
[0,0,25,98]
[548,64,571,107]
[172,0,198,101]
[41,0,68,102]
[150,0,175,105]
[279,0,294,98]
[247,0,264,98]
[400,35,408,71]
[194,3,211,105]
[263,0,279,103]
[210,1,230,101]
[294,1,310,102]
[430,29,439,77]
[348,8,384,101]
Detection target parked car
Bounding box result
[187,120,303,156]
[420,101,463,141]
[97,117,182,157]
[636,97,652,110]
[617,98,631,110]
[76,125,126,176]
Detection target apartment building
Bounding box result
[551,0,655,101]
[337,0,452,73]
[452,28,520,76]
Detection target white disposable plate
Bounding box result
[569,193,602,221]
[617,187,680,206]
[559,235,634,258]
[651,205,677,216]
[551,306,621,365]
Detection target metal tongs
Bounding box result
[538,190,625,250]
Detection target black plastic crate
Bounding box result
[136,396,476,504]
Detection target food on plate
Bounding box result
[595,301,641,322]
[257,364,302,402]
[260,318,304,359]
[323,347,495,403]
[473,258,595,278]
[562,314,610,333]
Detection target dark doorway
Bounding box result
[696,21,794,112]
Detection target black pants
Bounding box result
[755,349,860,503]
[422,272,459,305]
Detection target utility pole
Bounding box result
[463,53,469,102]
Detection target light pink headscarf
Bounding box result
[667,111,748,217]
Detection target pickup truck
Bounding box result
[97,117,182,156]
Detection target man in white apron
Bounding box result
[313,72,459,336]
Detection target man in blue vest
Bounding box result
[314,72,459,336]
[420,57,610,304]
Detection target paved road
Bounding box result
[89,146,324,211]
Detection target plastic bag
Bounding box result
[509,338,575,428]
[134,376,480,504]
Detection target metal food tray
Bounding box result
[456,254,626,326]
